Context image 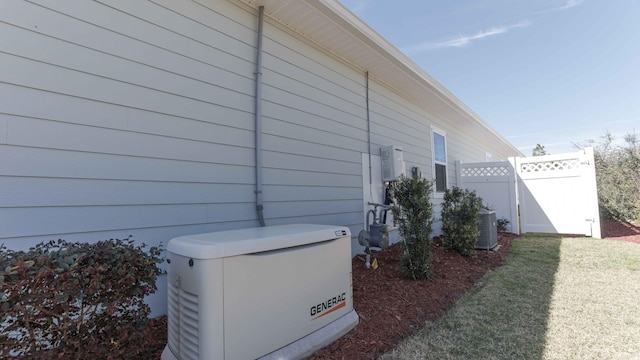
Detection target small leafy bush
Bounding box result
[482,204,511,233]
[441,186,483,256]
[496,217,511,233]
[0,237,163,359]
[388,175,435,280]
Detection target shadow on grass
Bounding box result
[381,235,562,360]
[499,235,562,359]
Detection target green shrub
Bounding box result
[593,131,640,222]
[497,217,511,233]
[441,186,483,256]
[483,204,511,233]
[388,175,435,280]
[0,237,163,359]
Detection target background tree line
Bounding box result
[591,131,639,222]
[535,131,639,223]
[568,131,639,223]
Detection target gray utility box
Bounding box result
[476,209,498,250]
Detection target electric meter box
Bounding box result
[381,145,405,181]
[161,224,358,360]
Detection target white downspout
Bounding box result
[255,6,266,227]
[366,71,372,199]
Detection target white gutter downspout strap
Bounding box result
[255,6,266,227]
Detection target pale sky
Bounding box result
[338,0,640,155]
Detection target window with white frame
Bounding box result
[431,126,447,194]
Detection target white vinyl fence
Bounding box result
[455,160,519,234]
[457,148,601,238]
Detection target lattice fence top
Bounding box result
[519,158,580,173]
[461,165,510,177]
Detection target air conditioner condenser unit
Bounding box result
[161,224,358,360]
[476,209,498,250]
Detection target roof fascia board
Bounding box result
[232,0,522,156]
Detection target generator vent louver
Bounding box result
[167,281,199,360]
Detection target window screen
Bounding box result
[432,129,447,193]
[435,163,447,192]
[434,133,446,163]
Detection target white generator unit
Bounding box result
[161,224,358,360]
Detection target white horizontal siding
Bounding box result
[0,115,7,144]
[0,0,265,265]
[252,7,369,230]
[262,168,361,188]
[1,205,207,239]
[22,0,257,72]
[0,147,253,183]
[1,202,259,240]
[261,26,365,99]
[367,80,432,171]
[0,177,254,207]
[1,0,521,317]
[263,66,363,127]
[266,199,362,219]
[7,116,253,165]
[1,0,371,249]
[262,133,362,164]
[263,152,360,175]
[0,22,253,110]
[0,53,251,125]
[264,185,361,202]
[262,103,366,148]
[0,83,128,130]
[263,85,364,139]
[0,84,254,144]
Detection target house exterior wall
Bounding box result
[0,0,520,315]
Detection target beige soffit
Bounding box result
[234,0,523,156]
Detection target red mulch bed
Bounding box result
[143,233,516,359]
[601,220,640,244]
[308,233,516,360]
[142,221,640,359]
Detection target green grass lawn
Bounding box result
[379,235,640,360]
